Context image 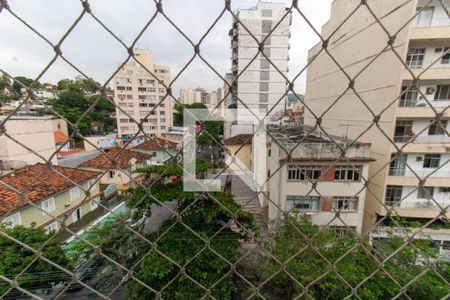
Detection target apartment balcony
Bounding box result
[409,19,450,41]
[387,172,449,187]
[396,104,450,118]
[402,66,450,80]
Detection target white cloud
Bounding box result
[0,0,332,96]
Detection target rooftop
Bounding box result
[0,163,100,215]
[58,150,102,168]
[224,134,253,146]
[132,137,177,151]
[79,148,153,170]
[53,131,69,144]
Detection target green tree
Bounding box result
[56,79,75,90]
[260,216,450,300]
[0,225,71,296]
[173,102,208,126]
[12,76,36,95]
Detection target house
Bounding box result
[224,134,253,171]
[132,137,178,164]
[0,163,101,233]
[79,148,152,191]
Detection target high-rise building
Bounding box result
[179,88,203,105]
[230,1,291,120]
[304,0,450,252]
[113,49,173,138]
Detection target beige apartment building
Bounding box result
[265,125,372,234]
[304,0,450,250]
[113,49,173,138]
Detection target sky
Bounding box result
[0,0,332,96]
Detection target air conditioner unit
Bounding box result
[426,87,436,94]
[416,156,423,162]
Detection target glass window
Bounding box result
[89,179,97,191]
[286,196,320,211]
[45,221,59,233]
[441,47,450,64]
[260,71,270,81]
[261,9,272,17]
[330,226,356,237]
[394,120,414,142]
[406,48,425,68]
[399,86,418,107]
[261,20,272,33]
[385,185,403,206]
[428,120,447,135]
[91,198,98,210]
[108,170,115,178]
[287,165,322,181]
[41,197,56,215]
[334,166,362,181]
[70,187,80,201]
[2,212,22,227]
[413,6,434,28]
[259,82,269,92]
[72,208,82,222]
[259,93,269,103]
[126,86,132,91]
[417,186,434,199]
[260,59,270,69]
[423,154,440,168]
[332,197,358,212]
[389,153,407,176]
[434,85,450,101]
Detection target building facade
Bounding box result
[113,49,173,138]
[0,164,101,233]
[0,116,68,173]
[230,1,291,119]
[132,137,178,164]
[265,125,372,234]
[304,0,450,247]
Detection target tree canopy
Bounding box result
[0,225,71,296]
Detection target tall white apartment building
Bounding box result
[304,0,450,253]
[179,88,203,105]
[230,1,291,119]
[113,49,173,138]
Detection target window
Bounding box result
[385,185,403,206]
[138,87,146,92]
[259,82,269,92]
[261,9,272,17]
[260,71,270,81]
[45,221,58,233]
[263,36,271,46]
[286,196,320,211]
[394,120,414,142]
[434,85,450,101]
[413,6,434,28]
[126,86,132,91]
[2,212,22,227]
[108,170,115,178]
[148,88,156,92]
[41,197,56,215]
[330,226,356,237]
[89,179,97,191]
[417,186,434,199]
[443,241,450,250]
[119,118,129,123]
[120,126,129,131]
[159,96,164,100]
[389,153,406,176]
[118,102,126,107]
[406,48,425,68]
[126,95,133,99]
[159,88,165,93]
[334,166,362,181]
[70,187,80,201]
[147,79,155,84]
[262,48,271,57]
[428,120,447,135]
[423,154,440,168]
[332,197,358,212]
[287,165,322,181]
[72,208,82,222]
[261,20,272,33]
[259,93,269,103]
[149,95,156,101]
[127,103,134,107]
[258,104,268,111]
[260,59,270,69]
[117,86,125,91]
[399,86,418,107]
[441,47,450,64]
[91,199,98,210]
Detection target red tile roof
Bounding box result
[58,148,84,157]
[53,131,69,144]
[79,148,152,170]
[0,163,100,215]
[224,134,253,145]
[133,137,177,151]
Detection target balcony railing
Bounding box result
[406,59,450,70]
[394,135,449,144]
[399,99,450,108]
[411,17,450,28]
[404,168,450,178]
